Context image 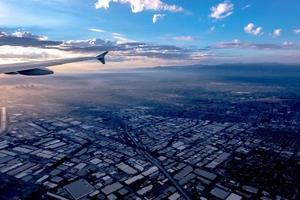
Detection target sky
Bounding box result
[0,0,300,70]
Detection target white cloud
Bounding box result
[95,0,111,9]
[244,23,263,36]
[214,39,297,50]
[152,14,165,24]
[89,28,106,33]
[12,31,48,41]
[0,30,210,67]
[112,32,122,36]
[0,45,75,64]
[294,29,300,34]
[210,26,216,32]
[242,4,251,10]
[113,36,129,43]
[272,28,281,37]
[63,39,99,47]
[172,36,194,41]
[113,35,136,44]
[95,0,183,13]
[210,1,234,20]
[282,41,294,47]
[0,32,8,37]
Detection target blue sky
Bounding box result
[0,0,300,68]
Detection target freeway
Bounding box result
[0,107,8,135]
[120,120,192,200]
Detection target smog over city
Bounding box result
[0,1,300,200]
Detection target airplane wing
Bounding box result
[0,51,108,76]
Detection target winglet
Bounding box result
[96,51,109,64]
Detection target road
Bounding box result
[121,120,192,200]
[0,107,8,134]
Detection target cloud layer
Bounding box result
[171,36,194,41]
[0,31,60,47]
[213,39,297,50]
[1,30,299,67]
[0,31,208,66]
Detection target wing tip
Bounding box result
[96,51,109,64]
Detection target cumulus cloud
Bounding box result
[272,28,281,37]
[12,31,48,41]
[0,32,8,37]
[282,41,293,47]
[210,1,234,20]
[244,23,263,36]
[294,29,300,34]
[0,31,60,47]
[152,14,165,24]
[95,0,183,13]
[62,38,114,48]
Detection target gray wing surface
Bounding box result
[0,51,108,76]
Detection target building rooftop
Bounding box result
[64,179,94,200]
